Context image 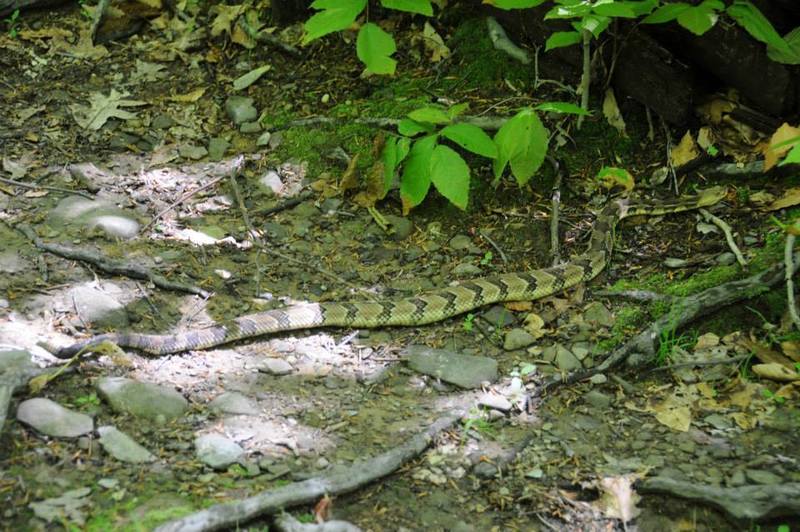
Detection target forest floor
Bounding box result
[0,3,799,531]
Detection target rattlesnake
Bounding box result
[48,187,727,357]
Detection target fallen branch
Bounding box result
[0,176,94,200]
[640,476,800,520]
[785,234,800,331]
[700,208,747,267]
[155,413,461,532]
[542,253,799,392]
[14,224,209,298]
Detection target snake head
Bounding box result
[696,186,728,207]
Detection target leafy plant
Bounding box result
[3,8,20,38]
[463,312,476,332]
[385,102,585,211]
[655,326,697,366]
[761,388,786,405]
[480,251,493,265]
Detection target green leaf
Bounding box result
[380,0,433,16]
[408,106,451,125]
[430,145,470,210]
[489,0,548,9]
[676,4,720,35]
[779,143,800,166]
[493,108,549,186]
[534,101,590,116]
[398,118,434,137]
[447,102,470,120]
[627,0,659,17]
[642,3,690,24]
[303,0,367,44]
[545,31,582,51]
[592,2,637,19]
[768,26,800,65]
[356,23,397,75]
[400,135,437,211]
[545,2,592,20]
[574,15,611,38]
[727,1,792,57]
[440,123,498,158]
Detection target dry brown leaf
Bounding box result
[671,131,700,167]
[169,88,206,103]
[651,395,691,432]
[751,363,800,382]
[765,187,800,211]
[762,123,800,171]
[523,313,546,340]
[739,337,796,367]
[602,88,626,135]
[505,301,532,312]
[596,475,641,523]
[780,341,800,362]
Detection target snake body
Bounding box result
[50,187,726,358]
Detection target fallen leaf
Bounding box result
[651,394,691,432]
[70,90,147,130]
[765,186,800,211]
[751,363,800,382]
[596,475,641,523]
[169,88,206,103]
[671,131,700,167]
[602,88,626,135]
[523,313,546,340]
[762,123,800,171]
[421,22,450,62]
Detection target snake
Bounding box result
[47,186,727,358]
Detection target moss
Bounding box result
[596,305,647,352]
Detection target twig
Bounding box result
[700,208,747,268]
[541,253,800,393]
[478,230,508,264]
[576,30,591,129]
[647,354,749,373]
[0,176,94,200]
[548,156,563,266]
[252,191,313,216]
[13,223,210,298]
[141,173,229,234]
[155,413,461,532]
[785,234,800,331]
[594,289,673,303]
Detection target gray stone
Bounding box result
[256,131,272,147]
[503,328,536,350]
[449,234,472,250]
[258,358,294,376]
[68,284,129,329]
[151,114,176,129]
[195,434,244,469]
[481,305,515,327]
[589,373,607,384]
[209,392,259,416]
[478,393,512,412]
[224,95,258,125]
[745,469,783,485]
[50,196,103,221]
[97,426,155,463]
[404,345,497,389]
[384,214,413,240]
[96,377,188,421]
[87,215,140,239]
[178,144,207,160]
[554,345,581,371]
[260,171,284,196]
[583,302,614,328]
[207,137,229,161]
[239,121,262,134]
[16,398,93,438]
[570,342,591,361]
[453,262,482,276]
[0,251,29,274]
[583,390,613,409]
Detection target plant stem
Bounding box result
[577,29,591,129]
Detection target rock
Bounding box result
[96,377,188,421]
[258,358,294,376]
[68,283,129,329]
[554,345,581,371]
[207,137,229,160]
[178,144,207,160]
[239,121,262,134]
[589,373,607,384]
[97,426,155,463]
[50,196,103,221]
[209,392,259,416]
[478,392,512,412]
[384,214,414,240]
[503,328,536,350]
[195,434,244,469]
[583,302,614,328]
[570,342,591,361]
[481,305,516,327]
[448,234,472,251]
[745,469,783,485]
[0,251,29,274]
[224,95,258,125]
[16,398,93,438]
[87,215,140,239]
[583,390,613,409]
[715,252,736,265]
[404,345,497,389]
[256,131,272,147]
[453,262,482,276]
[259,170,284,196]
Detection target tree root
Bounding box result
[155,413,461,532]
